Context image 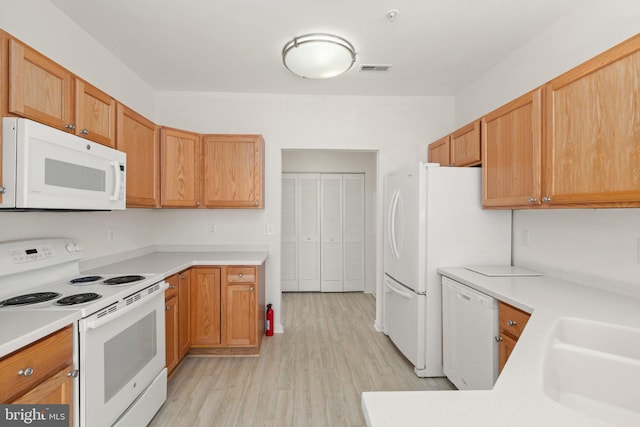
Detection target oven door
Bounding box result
[78,289,165,427]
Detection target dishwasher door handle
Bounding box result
[384,280,413,300]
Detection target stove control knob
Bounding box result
[65,243,76,253]
[74,243,82,252]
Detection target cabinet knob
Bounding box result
[65,123,76,130]
[67,369,79,378]
[179,275,186,280]
[168,285,177,289]
[528,197,537,204]
[196,201,201,207]
[542,197,552,203]
[0,186,5,194]
[495,336,503,342]
[80,129,89,135]
[165,305,171,311]
[254,200,259,206]
[238,273,243,278]
[507,320,517,327]
[249,286,254,292]
[18,367,34,377]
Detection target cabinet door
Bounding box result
[428,136,451,166]
[116,103,159,207]
[280,174,299,291]
[498,333,517,373]
[320,174,343,292]
[160,128,202,207]
[482,88,542,208]
[342,174,364,292]
[9,39,74,131]
[190,267,221,347]
[544,34,640,206]
[0,31,9,207]
[202,134,264,208]
[165,295,179,374]
[75,79,116,147]
[451,120,481,166]
[222,283,257,347]
[178,270,191,359]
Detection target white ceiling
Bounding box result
[49,0,585,96]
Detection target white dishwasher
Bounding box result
[442,275,499,390]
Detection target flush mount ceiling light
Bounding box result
[282,33,356,79]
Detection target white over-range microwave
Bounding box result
[0,117,126,210]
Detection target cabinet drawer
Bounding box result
[165,273,179,300]
[0,326,73,402]
[499,302,530,338]
[226,267,256,283]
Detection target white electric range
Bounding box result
[0,238,168,427]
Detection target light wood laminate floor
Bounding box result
[150,292,454,427]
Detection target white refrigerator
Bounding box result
[383,163,511,377]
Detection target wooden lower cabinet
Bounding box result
[0,326,75,427]
[165,294,179,374]
[190,267,222,347]
[222,267,258,347]
[177,271,191,359]
[165,270,192,375]
[497,302,531,373]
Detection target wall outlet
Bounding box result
[208,224,216,235]
[108,226,116,242]
[520,230,529,247]
[266,224,274,236]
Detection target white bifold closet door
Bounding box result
[281,173,364,292]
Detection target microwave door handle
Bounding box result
[110,160,121,201]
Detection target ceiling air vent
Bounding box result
[359,64,392,72]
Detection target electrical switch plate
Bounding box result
[208,224,216,235]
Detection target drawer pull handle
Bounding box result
[507,320,517,327]
[238,273,243,278]
[18,367,34,377]
[67,369,79,378]
[168,285,177,289]
[495,336,503,342]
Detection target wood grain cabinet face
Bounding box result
[164,295,179,374]
[160,128,202,207]
[75,79,116,147]
[497,302,531,373]
[178,271,191,359]
[8,38,74,131]
[544,35,640,206]
[482,88,543,208]
[190,267,221,347]
[428,136,451,166]
[0,326,74,422]
[116,103,159,208]
[202,135,264,208]
[222,267,258,347]
[451,120,481,166]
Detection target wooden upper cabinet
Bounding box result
[451,120,481,166]
[428,135,451,166]
[160,127,202,207]
[482,88,543,208]
[116,103,159,207]
[202,134,264,208]
[8,38,74,131]
[75,79,116,147]
[0,30,10,206]
[544,33,640,206]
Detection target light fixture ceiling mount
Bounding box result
[282,33,356,79]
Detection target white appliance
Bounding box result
[0,238,167,427]
[0,117,126,210]
[442,276,499,390]
[383,163,511,377]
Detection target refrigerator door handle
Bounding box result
[388,189,401,261]
[384,279,413,300]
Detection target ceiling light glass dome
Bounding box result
[282,33,356,79]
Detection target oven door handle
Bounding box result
[84,281,168,331]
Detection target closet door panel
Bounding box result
[320,174,343,292]
[343,174,365,291]
[298,175,321,291]
[281,174,298,291]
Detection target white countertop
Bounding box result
[362,267,640,427]
[84,250,269,278]
[1,249,268,359]
[0,310,80,357]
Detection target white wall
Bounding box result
[156,92,454,331]
[454,1,640,293]
[282,150,378,295]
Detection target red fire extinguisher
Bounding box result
[265,304,274,336]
